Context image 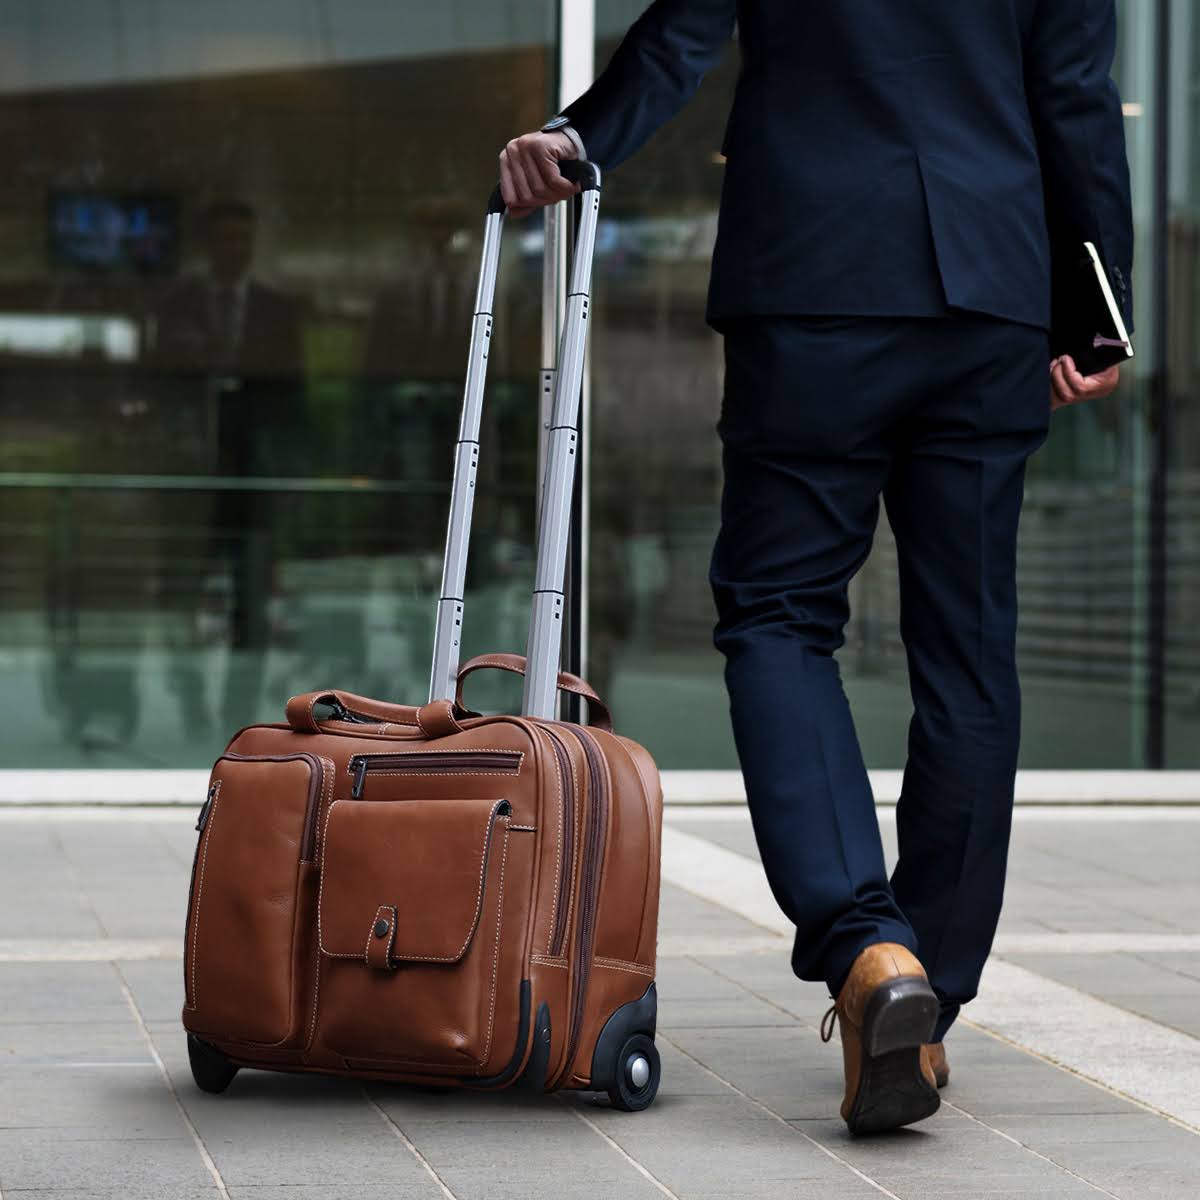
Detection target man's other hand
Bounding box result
[1050,355,1121,411]
[499,131,581,220]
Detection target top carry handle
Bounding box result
[428,159,602,719]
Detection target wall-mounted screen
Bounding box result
[47,191,178,273]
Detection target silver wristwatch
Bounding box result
[541,115,587,161]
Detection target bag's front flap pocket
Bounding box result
[319,797,510,966]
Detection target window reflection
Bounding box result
[0,5,553,765]
[1165,0,1200,763]
[586,0,1163,769]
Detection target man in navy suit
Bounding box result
[500,0,1133,1133]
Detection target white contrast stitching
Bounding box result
[544,728,563,954]
[385,905,397,963]
[301,756,335,865]
[348,771,521,778]
[391,801,504,963]
[343,748,524,763]
[313,692,420,729]
[365,904,397,966]
[316,800,339,957]
[481,822,509,1063]
[509,825,536,832]
[462,655,605,715]
[305,937,322,1050]
[464,655,522,671]
[320,755,335,813]
[560,737,580,951]
[593,956,655,977]
[342,748,524,783]
[185,781,220,1011]
[529,953,568,968]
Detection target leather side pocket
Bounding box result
[182,755,324,1047]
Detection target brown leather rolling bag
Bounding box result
[181,162,665,1111]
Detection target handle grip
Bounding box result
[286,689,424,732]
[429,157,602,713]
[455,652,612,733]
[286,689,468,740]
[487,158,601,215]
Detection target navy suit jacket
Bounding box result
[561,0,1135,341]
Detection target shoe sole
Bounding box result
[846,976,941,1136]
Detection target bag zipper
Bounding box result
[195,781,219,833]
[559,727,609,1081]
[215,752,327,861]
[323,696,382,725]
[348,750,523,799]
[544,729,576,959]
[184,781,220,1009]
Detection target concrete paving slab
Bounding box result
[145,1027,444,1192]
[0,1191,218,1200]
[0,1129,214,1193]
[661,1025,846,1121]
[1093,994,1200,1039]
[119,958,185,1024]
[658,882,768,942]
[432,1167,668,1200]
[224,1190,436,1200]
[0,1019,155,1066]
[655,956,798,1029]
[1132,950,1200,981]
[0,962,132,1025]
[1068,1168,1200,1199]
[1003,952,1200,996]
[393,1114,640,1173]
[999,952,1200,1040]
[690,951,829,1026]
[0,1070,185,1142]
[4,810,1200,1199]
[935,1032,1138,1118]
[566,1095,889,1199]
[990,1111,1196,1146]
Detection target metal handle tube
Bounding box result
[538,202,567,524]
[522,178,601,719]
[428,209,504,702]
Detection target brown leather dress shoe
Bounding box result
[922,1041,949,1089]
[820,942,941,1135]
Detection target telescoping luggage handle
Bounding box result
[428,158,601,720]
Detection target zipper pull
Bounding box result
[324,695,375,725]
[196,782,218,833]
[350,758,368,799]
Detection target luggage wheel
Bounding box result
[606,1032,660,1112]
[187,1034,239,1094]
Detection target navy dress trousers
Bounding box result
[560,0,1134,1039]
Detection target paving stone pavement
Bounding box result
[1,804,1199,1199]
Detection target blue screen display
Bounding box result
[48,192,179,273]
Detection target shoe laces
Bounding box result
[820,1002,838,1043]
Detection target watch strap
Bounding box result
[541,115,587,161]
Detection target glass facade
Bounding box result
[587,0,1193,770]
[0,2,1192,771]
[0,3,556,767]
[1166,0,1200,764]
